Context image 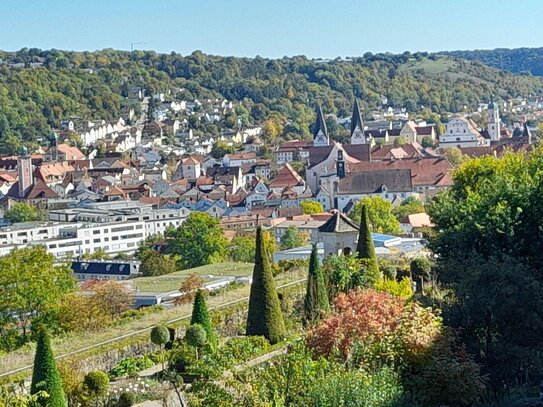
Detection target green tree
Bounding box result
[392,196,425,221]
[246,226,286,344]
[140,251,178,276]
[303,244,330,325]
[0,247,75,339]
[4,203,42,223]
[167,212,227,269]
[190,289,216,346]
[299,201,324,215]
[31,329,67,407]
[185,324,207,360]
[356,204,380,282]
[151,325,171,372]
[280,225,309,250]
[443,147,463,167]
[210,140,235,159]
[228,234,256,263]
[349,196,401,235]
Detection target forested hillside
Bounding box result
[1,48,543,153]
[442,47,543,76]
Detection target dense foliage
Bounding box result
[0,247,74,348]
[1,48,543,152]
[443,47,543,76]
[428,148,543,393]
[350,196,402,235]
[167,212,227,269]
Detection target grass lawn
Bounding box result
[131,262,255,293]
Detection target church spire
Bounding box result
[313,105,329,147]
[350,98,367,144]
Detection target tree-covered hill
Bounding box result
[1,48,543,154]
[441,47,543,76]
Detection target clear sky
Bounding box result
[2,0,542,58]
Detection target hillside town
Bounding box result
[0,88,534,263]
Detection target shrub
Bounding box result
[150,325,170,347]
[83,370,109,400]
[117,392,135,407]
[374,277,413,299]
[109,355,155,378]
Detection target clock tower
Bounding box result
[350,98,367,145]
[17,147,33,199]
[313,105,329,147]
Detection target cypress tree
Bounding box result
[356,204,380,278]
[303,244,330,325]
[190,289,216,345]
[246,226,286,344]
[31,329,68,407]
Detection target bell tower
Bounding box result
[17,147,33,199]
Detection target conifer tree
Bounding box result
[31,328,68,407]
[356,204,380,279]
[190,289,216,345]
[303,244,330,325]
[246,226,286,344]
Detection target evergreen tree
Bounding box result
[190,289,216,345]
[31,329,68,407]
[246,226,286,344]
[356,204,380,279]
[303,244,330,325]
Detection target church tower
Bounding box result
[350,98,367,144]
[17,147,33,199]
[487,101,501,141]
[313,105,329,147]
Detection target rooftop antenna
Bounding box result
[130,42,147,52]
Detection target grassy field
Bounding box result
[398,57,457,74]
[131,262,254,293]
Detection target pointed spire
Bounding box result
[313,105,328,141]
[350,98,364,136]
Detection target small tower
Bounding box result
[313,105,329,147]
[487,101,501,142]
[350,98,366,145]
[17,147,33,199]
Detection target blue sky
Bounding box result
[2,0,542,58]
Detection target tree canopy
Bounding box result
[349,196,401,235]
[167,212,227,269]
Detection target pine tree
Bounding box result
[303,244,330,325]
[356,204,380,281]
[190,289,216,345]
[246,226,286,344]
[31,329,68,407]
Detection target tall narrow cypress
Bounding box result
[303,244,330,325]
[246,226,286,344]
[31,329,68,407]
[356,204,379,276]
[191,289,216,345]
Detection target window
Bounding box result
[450,130,453,134]
[93,238,100,243]
[93,230,101,235]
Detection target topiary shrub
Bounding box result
[83,370,109,401]
[117,391,135,407]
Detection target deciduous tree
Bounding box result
[349,196,401,235]
[167,212,227,269]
